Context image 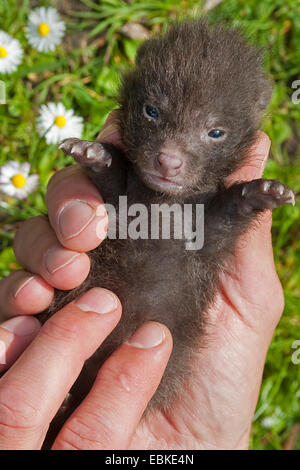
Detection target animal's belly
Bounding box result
[40,231,220,435]
[87,237,212,345]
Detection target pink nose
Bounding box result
[156,152,183,177]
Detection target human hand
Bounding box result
[0,112,283,449]
[130,132,284,450]
[0,285,172,449]
[0,112,121,366]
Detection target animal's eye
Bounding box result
[143,104,159,120]
[208,129,225,139]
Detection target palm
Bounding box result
[130,217,283,449]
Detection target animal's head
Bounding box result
[118,20,272,196]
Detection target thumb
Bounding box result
[226,130,271,186]
[96,109,125,151]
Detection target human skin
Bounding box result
[0,116,284,449]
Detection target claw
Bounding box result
[58,138,112,168]
[277,185,284,196]
[240,179,295,212]
[58,138,81,156]
[261,180,272,193]
[86,145,100,160]
[288,191,295,206]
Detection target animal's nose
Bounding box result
[156,152,183,177]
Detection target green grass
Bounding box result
[0,0,299,450]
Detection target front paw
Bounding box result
[59,138,112,169]
[240,178,295,213]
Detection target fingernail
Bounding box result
[126,322,165,349]
[45,246,80,275]
[75,287,118,314]
[0,340,6,365]
[13,276,36,298]
[98,122,119,140]
[58,200,96,240]
[1,316,40,336]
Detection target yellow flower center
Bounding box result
[11,174,26,189]
[38,23,50,37]
[54,115,66,127]
[0,46,7,58]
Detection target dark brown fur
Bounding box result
[37,20,294,446]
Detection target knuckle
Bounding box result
[257,130,270,146]
[13,218,33,250]
[13,216,49,257]
[47,166,71,189]
[0,385,42,435]
[101,357,144,393]
[264,133,271,146]
[0,272,10,292]
[272,277,285,315]
[47,165,82,196]
[16,215,46,237]
[255,272,284,326]
[41,314,80,345]
[56,415,113,450]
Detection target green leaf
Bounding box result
[123,38,142,61]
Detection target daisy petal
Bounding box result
[0,30,23,74]
[26,7,65,52]
[20,162,30,176]
[38,102,84,144]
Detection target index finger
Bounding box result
[47,109,125,252]
[46,165,108,252]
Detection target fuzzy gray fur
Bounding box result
[37,20,294,446]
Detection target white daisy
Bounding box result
[37,102,84,144]
[26,7,65,52]
[0,161,39,200]
[0,31,23,74]
[261,416,277,429]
